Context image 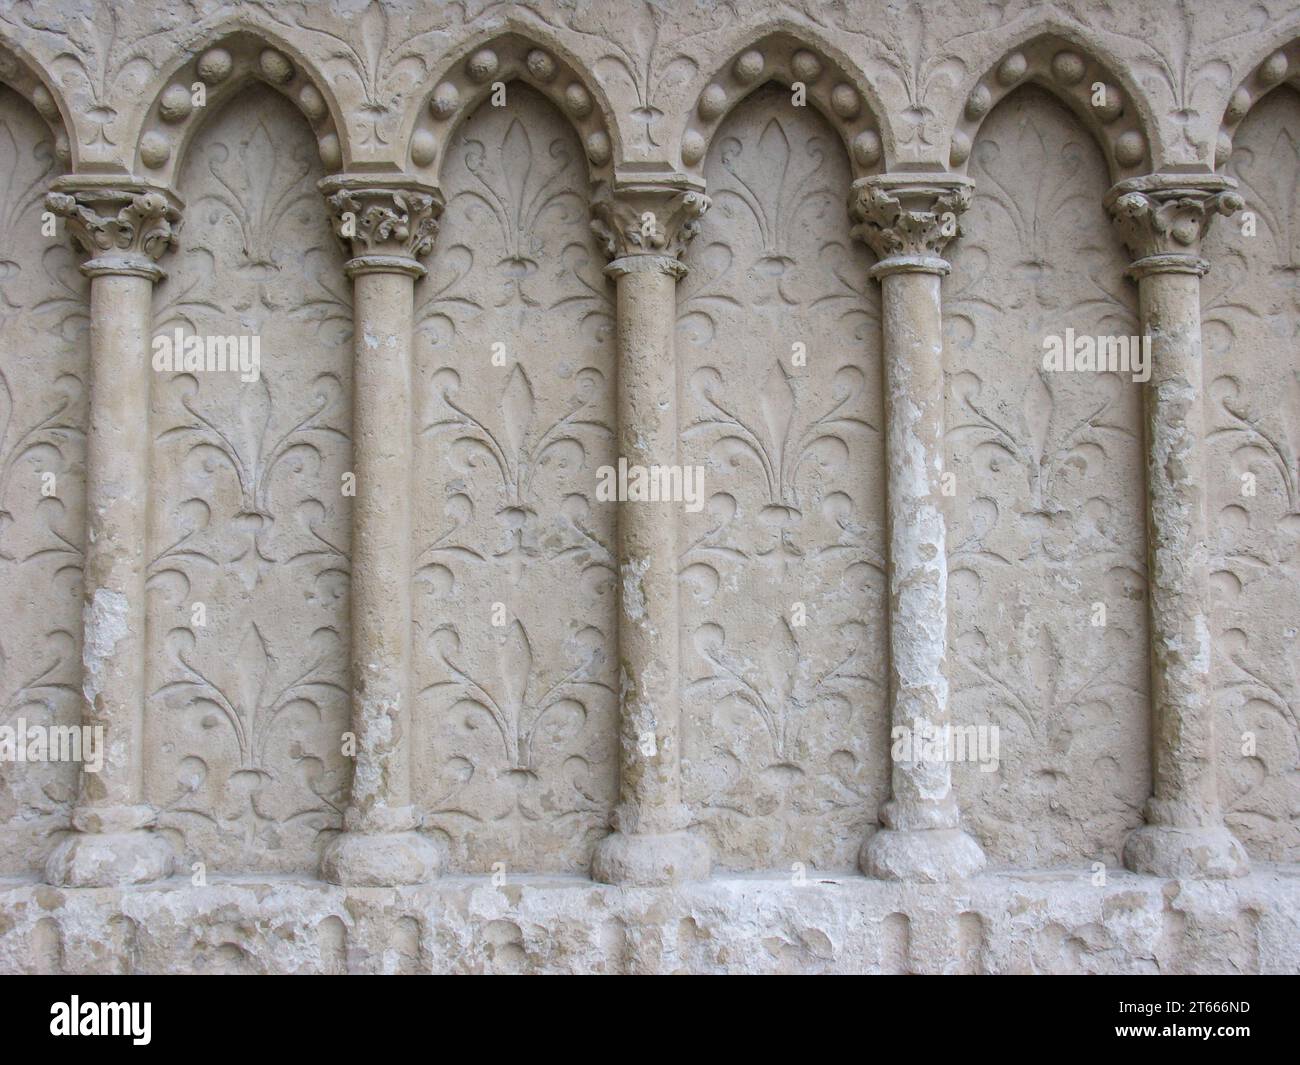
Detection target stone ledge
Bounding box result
[2,867,1297,974]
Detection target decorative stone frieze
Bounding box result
[950,34,1152,176]
[680,33,885,178]
[0,0,1296,974]
[408,33,616,180]
[134,32,343,182]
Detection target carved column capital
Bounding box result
[45,179,182,278]
[849,174,973,277]
[1105,174,1244,277]
[589,180,710,275]
[320,176,444,276]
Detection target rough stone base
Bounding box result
[3,867,1297,974]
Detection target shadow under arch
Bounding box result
[0,35,74,168]
[131,28,347,190]
[952,32,1160,183]
[681,28,888,181]
[408,29,619,186]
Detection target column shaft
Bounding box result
[347,266,416,817]
[611,260,684,831]
[1139,268,1216,819]
[81,271,153,812]
[879,268,957,830]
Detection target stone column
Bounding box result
[587,181,711,885]
[319,177,444,885]
[1106,174,1249,879]
[849,175,986,882]
[42,181,182,886]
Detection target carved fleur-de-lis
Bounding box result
[154,372,349,585]
[255,0,470,149]
[424,620,613,774]
[948,370,1133,528]
[1209,373,1300,517]
[0,370,83,564]
[713,118,840,305]
[460,119,588,307]
[953,622,1142,747]
[1218,627,1300,737]
[687,616,876,766]
[528,0,727,149]
[0,114,60,329]
[423,362,611,579]
[1100,0,1269,154]
[153,621,347,847]
[8,0,195,147]
[0,630,78,727]
[156,623,346,772]
[686,360,874,574]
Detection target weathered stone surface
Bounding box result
[0,0,1296,973]
[1,870,1298,974]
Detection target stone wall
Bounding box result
[0,0,1297,974]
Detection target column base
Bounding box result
[591,830,710,886]
[1122,824,1249,880]
[320,831,443,886]
[45,830,176,887]
[860,828,986,883]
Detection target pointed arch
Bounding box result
[0,34,74,168]
[407,28,619,184]
[132,27,346,188]
[951,31,1160,182]
[1215,37,1300,169]
[681,27,888,180]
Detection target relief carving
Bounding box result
[0,86,85,875]
[849,179,971,263]
[44,187,180,265]
[146,86,352,873]
[945,87,1149,868]
[589,182,710,263]
[679,86,887,871]
[1203,88,1300,863]
[0,0,1297,976]
[412,87,617,873]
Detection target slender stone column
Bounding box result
[849,175,986,882]
[42,181,182,886]
[319,177,444,885]
[588,181,711,885]
[1106,174,1249,879]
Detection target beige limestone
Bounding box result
[1107,175,1251,880]
[43,184,180,886]
[590,183,712,885]
[678,84,888,873]
[851,175,987,881]
[944,86,1153,871]
[0,0,1297,973]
